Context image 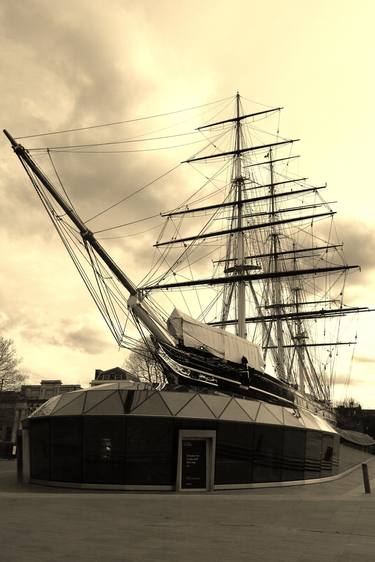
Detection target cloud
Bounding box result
[0,1,154,229]
[0,302,111,356]
[354,356,375,365]
[338,219,375,273]
[59,326,112,355]
[334,372,370,386]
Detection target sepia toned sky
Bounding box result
[0,0,374,405]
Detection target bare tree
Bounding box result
[0,337,26,391]
[124,338,165,385]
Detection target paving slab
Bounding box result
[1,459,375,562]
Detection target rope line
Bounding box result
[15,96,232,139]
[84,162,181,224]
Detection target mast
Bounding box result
[292,243,305,391]
[3,130,175,347]
[269,148,285,379]
[234,92,246,339]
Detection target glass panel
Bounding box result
[253,425,283,482]
[321,434,334,477]
[256,403,283,426]
[200,395,230,418]
[53,393,85,416]
[235,399,260,421]
[263,403,284,424]
[215,421,253,485]
[130,392,172,417]
[31,395,62,418]
[161,392,194,415]
[177,395,215,419]
[50,418,82,482]
[176,418,217,431]
[52,391,84,415]
[304,430,322,479]
[282,428,306,481]
[282,408,305,428]
[84,390,115,413]
[220,399,251,422]
[30,419,50,480]
[84,391,124,416]
[83,417,126,484]
[122,390,135,413]
[125,417,175,485]
[332,434,340,475]
[300,411,319,430]
[126,390,155,413]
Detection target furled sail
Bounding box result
[167,308,264,371]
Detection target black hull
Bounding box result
[158,343,297,407]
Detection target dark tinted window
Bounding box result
[126,417,175,485]
[304,430,322,479]
[83,417,126,484]
[332,434,340,475]
[282,429,306,481]
[30,419,50,480]
[175,419,217,432]
[253,425,283,482]
[321,434,334,477]
[215,421,253,484]
[50,417,82,482]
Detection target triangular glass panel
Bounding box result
[53,391,85,414]
[300,410,319,430]
[31,394,63,417]
[130,391,172,416]
[234,398,260,421]
[127,390,155,412]
[84,391,124,415]
[84,390,116,413]
[283,408,305,428]
[53,393,85,416]
[200,395,231,418]
[220,399,251,422]
[256,403,283,426]
[177,394,215,419]
[120,390,128,404]
[160,391,194,415]
[45,394,64,415]
[262,403,284,424]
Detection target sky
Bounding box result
[0,0,374,405]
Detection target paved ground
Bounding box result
[1,459,375,562]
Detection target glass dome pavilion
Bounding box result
[22,381,341,491]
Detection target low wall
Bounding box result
[338,442,372,473]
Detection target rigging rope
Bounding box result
[41,137,207,154]
[47,149,75,211]
[29,130,201,151]
[15,96,232,140]
[84,162,181,224]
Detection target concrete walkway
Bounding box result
[1,459,375,562]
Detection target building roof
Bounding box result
[94,367,139,383]
[26,381,336,433]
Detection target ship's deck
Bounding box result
[1,457,375,562]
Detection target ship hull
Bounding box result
[157,342,333,419]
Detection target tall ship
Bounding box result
[4,94,373,491]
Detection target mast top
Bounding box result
[3,129,19,149]
[197,107,283,131]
